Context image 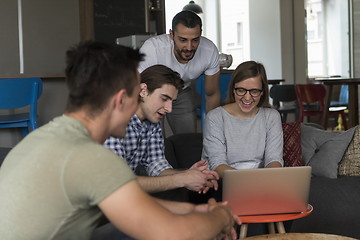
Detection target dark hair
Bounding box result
[227,61,270,107]
[65,41,144,114]
[172,10,202,32]
[140,65,184,100]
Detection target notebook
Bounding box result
[222,166,311,216]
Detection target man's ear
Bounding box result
[139,83,148,98]
[113,89,127,110]
[169,29,174,40]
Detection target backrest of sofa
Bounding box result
[164,133,203,169]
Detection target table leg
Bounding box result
[239,224,248,239]
[348,84,359,128]
[267,222,275,234]
[322,84,333,129]
[275,221,286,233]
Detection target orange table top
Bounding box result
[239,204,313,223]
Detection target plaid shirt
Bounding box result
[104,115,172,176]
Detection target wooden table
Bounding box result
[243,233,357,240]
[313,77,360,129]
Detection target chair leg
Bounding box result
[21,127,29,137]
[283,113,288,123]
[340,112,348,130]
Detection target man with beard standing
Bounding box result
[138,10,221,134]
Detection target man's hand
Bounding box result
[189,160,220,193]
[192,199,241,240]
[181,160,219,193]
[179,168,212,192]
[207,199,241,240]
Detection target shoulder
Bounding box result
[68,142,134,177]
[259,108,282,127]
[142,34,171,48]
[261,107,281,119]
[207,107,228,123]
[199,36,218,50]
[197,37,219,56]
[208,106,224,116]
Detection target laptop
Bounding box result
[222,166,311,216]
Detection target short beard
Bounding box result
[175,48,195,62]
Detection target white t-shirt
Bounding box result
[138,34,220,88]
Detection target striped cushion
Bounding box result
[282,121,304,167]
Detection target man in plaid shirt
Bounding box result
[104,65,219,194]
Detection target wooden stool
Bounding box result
[238,204,313,239]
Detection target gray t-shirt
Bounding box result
[0,115,135,240]
[202,107,284,170]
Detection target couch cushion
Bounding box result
[164,133,203,169]
[301,124,355,179]
[282,121,304,167]
[339,125,360,176]
[290,176,360,238]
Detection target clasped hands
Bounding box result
[195,198,241,240]
[182,159,219,194]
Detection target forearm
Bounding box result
[215,164,236,178]
[100,181,235,240]
[155,198,195,214]
[137,174,183,193]
[206,91,220,112]
[172,206,233,240]
[204,72,221,113]
[266,161,283,168]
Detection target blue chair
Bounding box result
[0,78,43,136]
[330,85,348,106]
[195,73,232,129]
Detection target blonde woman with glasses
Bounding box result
[202,61,284,179]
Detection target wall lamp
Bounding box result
[182,1,203,14]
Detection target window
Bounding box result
[306,0,351,78]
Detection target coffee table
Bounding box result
[238,204,313,239]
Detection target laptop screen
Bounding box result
[222,166,311,216]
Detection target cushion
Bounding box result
[282,121,304,167]
[301,124,355,179]
[164,133,203,169]
[338,125,360,176]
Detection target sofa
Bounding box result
[163,123,360,239]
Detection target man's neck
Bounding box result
[65,111,108,144]
[135,108,146,121]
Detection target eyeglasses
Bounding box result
[234,87,263,97]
